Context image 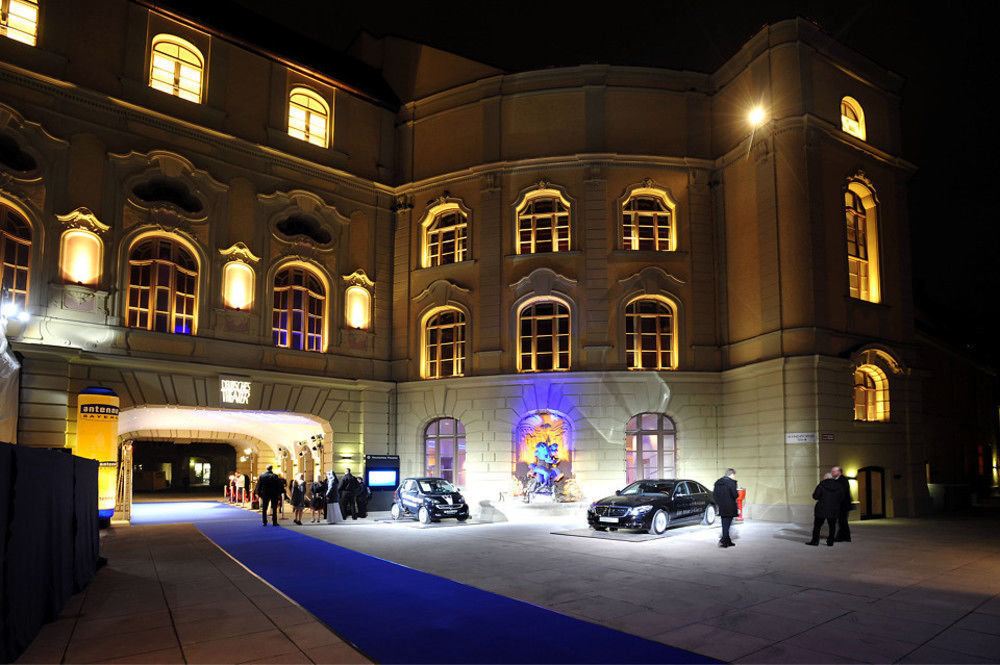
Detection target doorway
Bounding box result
[857,466,886,519]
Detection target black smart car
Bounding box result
[587,479,718,534]
[391,477,470,524]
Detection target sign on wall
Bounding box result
[785,432,818,443]
[220,375,253,406]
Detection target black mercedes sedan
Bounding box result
[587,479,718,534]
[391,477,470,524]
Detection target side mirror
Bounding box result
[615,490,622,496]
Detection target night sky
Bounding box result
[220,0,996,369]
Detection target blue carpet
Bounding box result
[140,502,716,664]
[132,501,249,524]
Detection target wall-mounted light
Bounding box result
[344,285,371,330]
[222,260,255,311]
[60,229,102,286]
[748,105,766,128]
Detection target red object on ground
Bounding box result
[736,488,747,521]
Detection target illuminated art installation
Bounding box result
[512,411,580,502]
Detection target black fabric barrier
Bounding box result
[0,442,99,662]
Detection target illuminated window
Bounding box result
[518,299,570,372]
[625,297,676,370]
[1,203,30,311]
[845,181,880,302]
[60,229,102,286]
[222,260,254,310]
[344,285,370,329]
[424,209,468,267]
[126,237,198,334]
[622,195,674,251]
[625,413,676,483]
[272,266,325,352]
[840,96,866,141]
[517,195,570,254]
[288,87,329,148]
[423,308,466,379]
[854,365,889,422]
[149,35,204,103]
[424,418,466,485]
[0,0,38,46]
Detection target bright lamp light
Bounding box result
[748,106,766,127]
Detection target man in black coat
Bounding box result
[713,468,739,548]
[339,468,359,520]
[831,466,852,542]
[255,465,286,526]
[808,473,847,546]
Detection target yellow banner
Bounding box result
[77,388,119,518]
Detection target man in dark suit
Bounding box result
[339,468,359,520]
[808,473,847,546]
[713,468,739,548]
[831,466,852,542]
[255,465,286,526]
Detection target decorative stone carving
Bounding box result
[56,207,110,234]
[218,242,261,263]
[412,279,470,309]
[342,269,375,289]
[509,267,577,299]
[618,266,686,294]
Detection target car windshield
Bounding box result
[620,482,674,495]
[418,479,457,493]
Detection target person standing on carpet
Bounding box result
[310,473,328,523]
[713,468,739,548]
[255,465,286,526]
[339,468,359,520]
[290,473,308,525]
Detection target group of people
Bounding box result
[253,466,372,527]
[227,473,252,503]
[712,466,853,548]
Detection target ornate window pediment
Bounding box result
[260,190,344,252]
[116,151,226,226]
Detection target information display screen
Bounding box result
[367,469,399,487]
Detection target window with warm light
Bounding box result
[424,209,468,267]
[424,418,465,485]
[273,266,325,352]
[625,413,676,483]
[60,229,101,286]
[423,308,465,379]
[126,237,198,334]
[622,194,674,251]
[840,96,866,141]
[149,35,204,103]
[518,299,570,372]
[854,365,889,422]
[222,260,254,310]
[517,195,570,254]
[0,0,38,46]
[845,181,880,302]
[625,297,677,370]
[344,285,370,330]
[1,203,30,310]
[288,87,329,148]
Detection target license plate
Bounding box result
[599,516,619,523]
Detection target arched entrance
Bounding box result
[857,466,886,519]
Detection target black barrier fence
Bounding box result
[0,442,99,662]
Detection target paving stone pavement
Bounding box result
[14,523,370,665]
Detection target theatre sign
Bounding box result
[220,376,253,406]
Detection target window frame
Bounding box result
[1,202,31,312]
[271,263,328,353]
[423,417,466,486]
[840,96,866,141]
[516,296,571,373]
[287,86,330,148]
[421,306,467,379]
[624,295,678,370]
[124,234,199,335]
[625,413,677,484]
[515,191,572,255]
[621,189,677,252]
[0,0,39,46]
[149,34,205,104]
[844,179,881,303]
[854,364,889,422]
[421,202,470,268]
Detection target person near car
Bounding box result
[339,468,359,520]
[310,474,327,523]
[290,473,308,525]
[355,478,372,518]
[830,465,852,542]
[254,465,286,526]
[713,468,739,548]
[808,472,847,546]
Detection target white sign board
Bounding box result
[785,432,817,443]
[220,376,252,406]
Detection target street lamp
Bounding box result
[748,105,766,128]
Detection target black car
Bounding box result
[391,477,470,524]
[587,479,718,535]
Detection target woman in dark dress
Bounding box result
[310,474,327,523]
[290,473,307,525]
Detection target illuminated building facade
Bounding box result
[1,1,994,521]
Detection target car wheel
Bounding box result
[418,506,431,525]
[590,525,608,531]
[649,509,670,535]
[390,502,401,520]
[702,505,717,525]
[456,514,469,522]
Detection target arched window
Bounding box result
[625,413,677,483]
[840,96,866,141]
[424,209,468,267]
[1,203,31,311]
[517,194,570,254]
[424,418,466,485]
[625,297,677,370]
[845,181,880,302]
[288,87,329,148]
[518,299,570,372]
[854,365,889,422]
[1,0,39,45]
[149,35,204,103]
[272,265,326,352]
[622,194,674,251]
[126,236,198,334]
[423,308,466,379]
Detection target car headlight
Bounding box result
[630,505,654,515]
[588,503,598,513]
